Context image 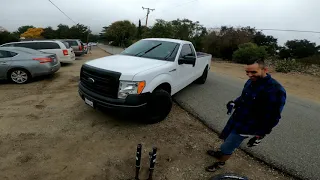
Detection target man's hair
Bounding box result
[246,59,266,69]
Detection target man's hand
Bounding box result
[247,135,265,147]
[226,101,235,115]
[226,101,235,109]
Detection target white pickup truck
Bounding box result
[78,38,212,123]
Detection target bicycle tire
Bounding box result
[210,173,249,180]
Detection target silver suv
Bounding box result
[63,39,85,56]
[1,40,76,63]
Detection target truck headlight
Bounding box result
[118,81,146,99]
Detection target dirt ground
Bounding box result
[0,48,295,180]
[211,60,320,103]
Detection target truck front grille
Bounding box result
[80,64,121,98]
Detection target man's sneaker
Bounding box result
[205,162,225,172]
[207,150,223,159]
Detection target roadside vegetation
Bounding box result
[0,24,100,44]
[1,18,319,75]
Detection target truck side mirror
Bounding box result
[178,56,196,66]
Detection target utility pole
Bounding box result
[142,6,155,27]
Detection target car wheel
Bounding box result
[210,173,249,180]
[9,69,31,84]
[145,89,172,124]
[195,66,208,84]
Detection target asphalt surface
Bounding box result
[174,73,320,180]
[98,44,320,180]
[98,44,124,54]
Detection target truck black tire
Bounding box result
[146,89,172,123]
[195,66,208,84]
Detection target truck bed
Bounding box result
[196,52,211,58]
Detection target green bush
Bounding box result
[274,59,301,73]
[232,43,267,64]
[0,31,19,45]
[297,55,320,65]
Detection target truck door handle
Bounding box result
[169,69,176,72]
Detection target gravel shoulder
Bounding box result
[0,48,294,180]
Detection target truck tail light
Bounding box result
[79,45,82,51]
[33,57,52,63]
[63,49,68,56]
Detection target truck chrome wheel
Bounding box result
[146,89,172,123]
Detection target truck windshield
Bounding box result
[120,40,179,61]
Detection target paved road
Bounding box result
[98,44,124,54]
[174,73,320,180]
[98,44,320,180]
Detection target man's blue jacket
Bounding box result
[219,74,287,140]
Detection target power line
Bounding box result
[208,27,320,34]
[47,0,77,24]
[257,28,320,34]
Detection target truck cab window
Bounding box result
[180,44,194,58]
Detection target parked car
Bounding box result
[0,47,61,84]
[0,40,75,64]
[63,39,84,56]
[89,42,97,46]
[78,38,212,123]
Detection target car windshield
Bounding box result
[120,40,179,61]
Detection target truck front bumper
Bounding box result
[78,82,148,114]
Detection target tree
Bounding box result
[137,19,142,39]
[203,26,256,59]
[20,28,44,39]
[142,18,207,50]
[278,46,291,59]
[232,42,267,64]
[284,39,318,59]
[0,31,19,45]
[42,26,57,39]
[253,32,278,55]
[143,19,174,38]
[88,34,100,42]
[170,19,207,42]
[69,24,90,42]
[56,24,70,39]
[103,20,137,47]
[12,25,35,38]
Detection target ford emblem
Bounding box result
[88,77,95,83]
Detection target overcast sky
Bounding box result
[1,0,319,45]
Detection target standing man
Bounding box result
[206,59,287,172]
